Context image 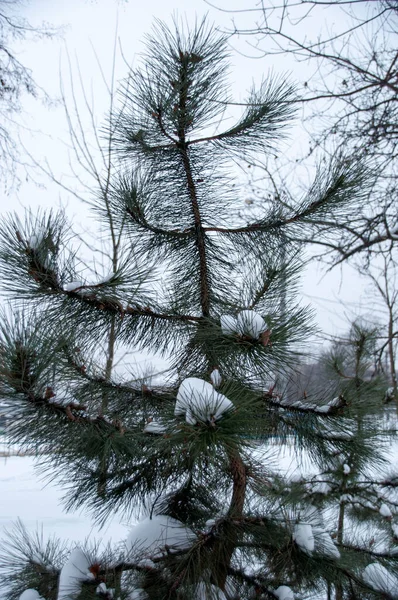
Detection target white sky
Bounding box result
[0,0,377,350]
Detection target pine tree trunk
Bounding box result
[387,306,398,411]
[98,316,116,497]
[335,500,345,600]
[214,450,247,590]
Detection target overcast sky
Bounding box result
[0,0,376,349]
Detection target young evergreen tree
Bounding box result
[0,18,396,600]
[286,323,398,599]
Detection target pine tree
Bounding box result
[286,323,398,599]
[0,18,397,600]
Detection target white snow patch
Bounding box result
[144,421,166,434]
[236,310,267,338]
[313,527,340,559]
[311,481,331,495]
[28,230,46,249]
[185,407,197,425]
[363,562,398,595]
[220,315,238,335]
[19,591,43,600]
[58,548,91,599]
[205,519,216,529]
[380,503,393,518]
[64,281,85,292]
[274,586,294,600]
[137,558,155,569]
[343,464,351,475]
[328,397,341,407]
[96,583,107,594]
[210,369,222,388]
[220,310,267,339]
[128,590,149,600]
[126,515,196,559]
[393,523,398,537]
[316,405,330,414]
[175,378,234,424]
[293,523,314,553]
[194,582,227,600]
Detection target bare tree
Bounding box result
[359,252,398,405]
[0,0,59,190]
[207,0,398,266]
[21,37,141,495]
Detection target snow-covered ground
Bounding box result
[0,456,127,548]
[0,427,397,599]
[0,445,303,549]
[1,434,397,547]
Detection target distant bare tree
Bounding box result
[0,0,59,190]
[207,0,398,267]
[359,252,398,404]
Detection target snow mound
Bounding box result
[293,523,314,554]
[19,591,43,600]
[126,515,196,559]
[343,464,351,475]
[363,562,398,595]
[58,548,91,599]
[175,378,234,424]
[220,310,268,339]
[274,586,294,600]
[194,582,227,599]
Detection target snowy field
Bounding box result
[0,431,397,599]
[0,456,127,549]
[0,446,305,550]
[1,437,397,546]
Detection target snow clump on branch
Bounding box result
[19,591,44,600]
[363,562,398,595]
[64,281,86,293]
[273,586,294,600]
[220,310,268,339]
[175,378,234,424]
[57,548,93,599]
[126,515,197,560]
[210,368,222,387]
[293,523,314,553]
